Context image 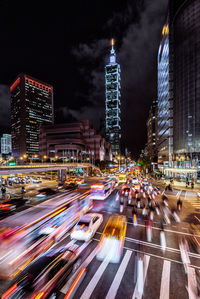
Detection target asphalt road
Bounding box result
[1,182,200,298]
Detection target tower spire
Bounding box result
[109,39,116,64]
[110,38,115,54]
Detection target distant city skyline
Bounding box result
[0,0,168,158]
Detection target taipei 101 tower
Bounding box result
[105,39,121,155]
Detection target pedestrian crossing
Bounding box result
[183,191,200,209]
[57,241,198,299]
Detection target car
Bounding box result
[31,178,42,184]
[132,177,139,184]
[2,195,30,206]
[0,203,16,213]
[2,245,80,299]
[36,188,57,198]
[133,183,140,191]
[71,213,103,241]
[121,187,131,197]
[64,183,78,190]
[96,214,127,263]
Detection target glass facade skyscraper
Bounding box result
[105,39,121,155]
[157,23,173,165]
[171,0,200,160]
[1,134,12,155]
[10,74,53,158]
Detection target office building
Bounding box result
[10,74,53,158]
[157,22,173,165]
[170,0,200,165]
[1,134,12,155]
[39,120,112,162]
[147,100,158,161]
[105,39,121,155]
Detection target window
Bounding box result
[92,216,99,224]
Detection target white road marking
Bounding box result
[132,255,150,299]
[77,240,92,255]
[194,215,200,223]
[105,250,132,299]
[184,191,188,201]
[159,260,171,299]
[187,267,198,299]
[176,190,181,198]
[95,231,200,258]
[80,256,110,299]
[126,222,199,237]
[92,238,200,268]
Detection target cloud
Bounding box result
[70,0,168,154]
[0,85,10,129]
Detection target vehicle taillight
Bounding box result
[31,291,45,299]
[64,268,86,299]
[2,284,18,299]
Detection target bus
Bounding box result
[0,189,92,279]
[118,174,127,184]
[90,179,115,200]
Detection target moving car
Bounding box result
[36,188,57,198]
[132,177,139,184]
[121,187,131,197]
[0,203,16,213]
[96,214,127,263]
[133,183,140,191]
[2,245,80,299]
[71,213,103,241]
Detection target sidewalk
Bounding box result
[152,177,200,192]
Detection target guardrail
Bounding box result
[0,163,100,175]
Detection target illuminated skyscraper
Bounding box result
[157,22,173,165]
[1,134,12,155]
[105,39,121,155]
[10,74,53,158]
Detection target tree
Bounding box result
[137,156,151,173]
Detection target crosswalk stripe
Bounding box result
[76,240,91,255]
[132,255,150,299]
[60,243,96,294]
[187,267,197,299]
[159,260,171,299]
[80,256,110,299]
[105,250,132,299]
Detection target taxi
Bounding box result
[96,215,127,263]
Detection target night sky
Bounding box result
[0,0,168,158]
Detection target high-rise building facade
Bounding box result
[170,0,200,162]
[147,100,158,161]
[1,134,12,155]
[105,39,121,155]
[10,74,53,158]
[157,22,173,165]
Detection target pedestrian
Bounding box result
[191,182,194,189]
